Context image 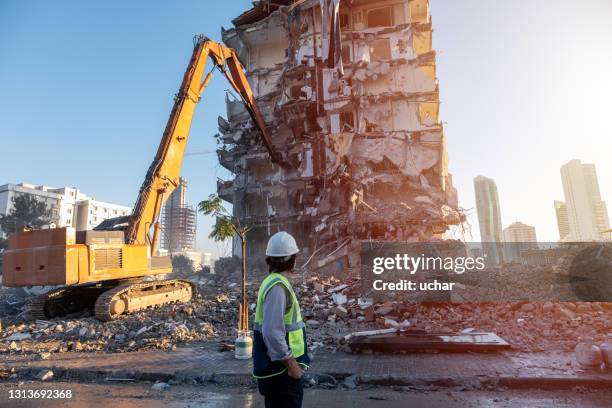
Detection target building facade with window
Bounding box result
[474,176,504,264]
[559,160,610,241]
[0,183,131,231]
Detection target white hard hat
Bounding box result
[266,231,300,257]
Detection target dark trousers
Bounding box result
[257,373,303,408]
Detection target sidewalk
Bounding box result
[2,345,611,389]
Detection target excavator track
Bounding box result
[28,288,65,320]
[94,279,195,321]
[28,286,101,319]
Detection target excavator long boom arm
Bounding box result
[124,35,286,248]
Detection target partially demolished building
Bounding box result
[161,177,197,254]
[217,0,461,273]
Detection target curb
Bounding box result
[10,366,612,390]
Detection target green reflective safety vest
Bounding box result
[252,273,310,378]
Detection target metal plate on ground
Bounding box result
[349,330,510,353]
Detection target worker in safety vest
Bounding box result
[253,231,310,408]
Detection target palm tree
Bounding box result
[198,195,251,334]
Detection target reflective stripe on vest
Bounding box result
[253,273,308,378]
[253,321,305,332]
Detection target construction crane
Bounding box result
[2,35,286,321]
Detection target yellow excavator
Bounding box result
[2,35,285,321]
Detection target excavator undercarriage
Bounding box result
[28,279,195,321]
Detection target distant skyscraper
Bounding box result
[160,177,197,253]
[503,222,537,243]
[554,200,570,241]
[560,159,610,241]
[474,176,504,263]
[503,222,538,261]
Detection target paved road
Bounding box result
[1,381,612,408]
[4,346,605,385]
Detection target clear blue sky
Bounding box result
[1,1,611,255]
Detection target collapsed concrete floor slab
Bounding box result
[217,0,463,273]
[347,329,511,354]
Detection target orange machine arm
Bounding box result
[126,35,287,249]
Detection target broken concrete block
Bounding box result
[37,369,54,381]
[151,382,170,391]
[575,341,603,368]
[38,352,51,360]
[398,320,411,328]
[329,284,348,293]
[332,293,347,305]
[306,320,321,328]
[5,332,31,341]
[384,318,399,328]
[342,374,358,389]
[376,306,393,316]
[331,306,348,318]
[358,298,373,310]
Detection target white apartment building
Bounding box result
[559,160,610,241]
[0,183,131,231]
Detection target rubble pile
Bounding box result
[271,276,609,354]
[295,275,612,353]
[441,263,566,302]
[0,286,28,324]
[1,269,610,356]
[0,282,234,355]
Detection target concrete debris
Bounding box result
[358,298,373,309]
[329,284,349,293]
[331,293,347,305]
[5,332,31,341]
[151,382,171,391]
[37,369,54,382]
[384,318,399,328]
[1,263,610,356]
[575,340,603,368]
[331,306,348,317]
[38,352,51,360]
[342,374,358,390]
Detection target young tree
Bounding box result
[198,194,251,334]
[0,194,50,271]
[0,194,50,235]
